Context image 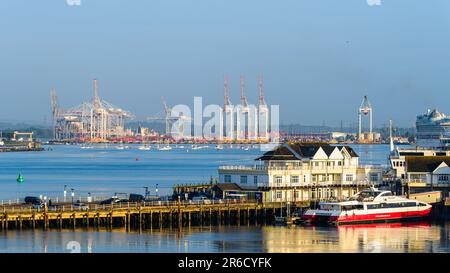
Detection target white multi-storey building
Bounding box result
[218,143,384,202]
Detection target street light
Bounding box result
[64,185,67,202]
[155,184,159,197]
[143,187,149,199]
[71,188,75,204]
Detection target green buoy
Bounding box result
[16,174,24,184]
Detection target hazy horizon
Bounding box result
[1,0,450,127]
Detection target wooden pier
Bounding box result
[0,200,310,230]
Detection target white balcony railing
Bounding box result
[219,165,267,171]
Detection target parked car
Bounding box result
[192,196,211,204]
[73,203,89,210]
[32,203,44,210]
[129,193,145,202]
[100,197,120,205]
[48,204,61,211]
[24,196,41,205]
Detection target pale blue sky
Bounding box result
[1,0,450,127]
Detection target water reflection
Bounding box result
[0,223,448,253]
[262,222,450,253]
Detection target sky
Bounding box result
[1,0,450,128]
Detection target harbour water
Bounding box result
[0,223,449,253]
[0,144,390,200]
[0,144,449,253]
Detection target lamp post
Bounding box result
[64,185,67,202]
[71,188,75,204]
[155,184,159,197]
[143,187,149,199]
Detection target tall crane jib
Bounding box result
[51,79,134,142]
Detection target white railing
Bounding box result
[269,180,372,187]
[0,199,260,214]
[219,165,267,171]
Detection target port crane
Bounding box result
[147,97,191,137]
[12,131,33,142]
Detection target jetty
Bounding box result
[0,199,309,230]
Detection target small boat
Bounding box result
[216,145,224,150]
[138,145,151,150]
[191,144,201,150]
[116,144,129,150]
[158,145,172,151]
[80,145,94,149]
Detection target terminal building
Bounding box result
[218,142,384,202]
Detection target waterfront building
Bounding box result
[390,147,450,180]
[416,109,450,148]
[404,156,450,198]
[218,142,384,202]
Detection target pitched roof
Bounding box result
[255,145,297,161]
[255,142,359,161]
[214,183,242,191]
[405,156,450,172]
[213,183,260,192]
[339,146,359,157]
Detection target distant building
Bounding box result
[218,142,384,202]
[404,156,450,198]
[390,148,450,180]
[416,109,450,148]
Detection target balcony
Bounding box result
[269,180,372,188]
[407,179,427,187]
[219,165,267,171]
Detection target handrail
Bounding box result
[0,199,261,214]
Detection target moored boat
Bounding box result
[301,188,432,225]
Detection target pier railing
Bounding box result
[0,196,112,206]
[0,199,261,214]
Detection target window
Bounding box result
[275,176,282,185]
[345,174,353,182]
[253,176,258,185]
[342,204,364,211]
[370,173,379,182]
[240,176,247,184]
[224,175,231,183]
[304,175,307,183]
[380,192,393,197]
[338,161,342,166]
[291,176,299,184]
[276,191,282,199]
[438,174,449,182]
[312,175,317,182]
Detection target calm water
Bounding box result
[0,223,449,253]
[0,143,449,253]
[0,144,390,200]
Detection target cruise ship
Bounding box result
[416,109,450,148]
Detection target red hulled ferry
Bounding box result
[302,188,432,225]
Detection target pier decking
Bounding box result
[0,200,310,230]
